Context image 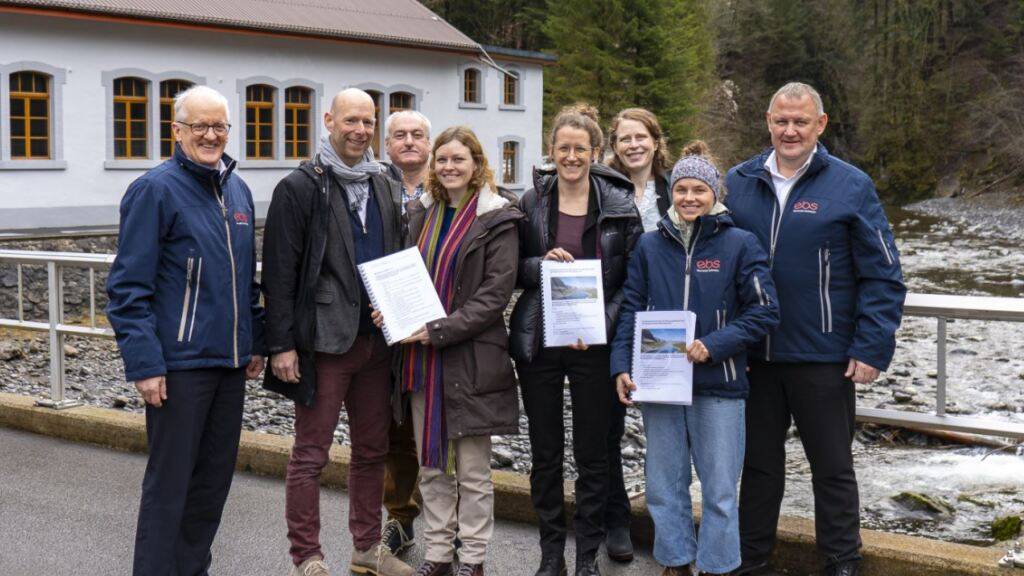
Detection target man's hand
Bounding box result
[246,355,265,380]
[135,376,167,407]
[615,373,636,406]
[272,350,301,384]
[845,358,880,384]
[687,339,710,364]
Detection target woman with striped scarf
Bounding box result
[378,126,523,576]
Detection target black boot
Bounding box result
[574,551,601,576]
[534,554,566,576]
[604,526,633,563]
[730,559,779,575]
[824,560,860,576]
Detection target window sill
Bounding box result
[104,159,161,170]
[0,160,68,170]
[458,102,487,110]
[237,159,304,169]
[499,104,526,112]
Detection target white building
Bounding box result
[0,0,552,231]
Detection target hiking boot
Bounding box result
[382,518,416,556]
[574,551,601,576]
[824,560,860,576]
[730,559,778,575]
[661,566,687,576]
[534,554,567,576]
[289,555,329,576]
[605,526,633,563]
[455,563,483,576]
[413,561,453,576]
[351,543,414,576]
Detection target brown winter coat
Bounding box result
[404,185,524,439]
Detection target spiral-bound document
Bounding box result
[541,259,607,347]
[357,247,447,345]
[631,310,695,404]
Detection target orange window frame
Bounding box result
[114,78,149,159]
[503,73,518,106]
[246,85,275,159]
[284,92,311,159]
[464,69,479,103]
[9,72,50,159]
[502,141,518,184]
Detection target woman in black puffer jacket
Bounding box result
[510,103,642,576]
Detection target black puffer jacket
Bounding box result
[509,163,642,364]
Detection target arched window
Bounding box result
[389,91,414,112]
[113,77,149,159]
[9,71,51,159]
[463,68,481,104]
[503,72,519,106]
[366,89,383,156]
[245,84,275,159]
[502,141,519,185]
[285,86,312,159]
[160,79,193,158]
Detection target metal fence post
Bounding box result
[936,316,947,417]
[36,261,80,410]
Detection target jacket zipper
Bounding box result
[824,244,832,333]
[717,309,729,382]
[681,220,703,311]
[215,185,240,368]
[177,256,194,342]
[187,257,203,342]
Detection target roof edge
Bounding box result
[480,44,558,65]
[0,2,481,53]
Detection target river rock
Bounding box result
[893,389,916,403]
[892,491,955,516]
[957,494,995,508]
[992,515,1022,541]
[63,344,79,357]
[0,343,24,361]
[112,395,130,408]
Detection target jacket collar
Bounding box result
[173,143,236,187]
[657,205,734,244]
[736,143,831,181]
[418,184,512,218]
[531,163,636,219]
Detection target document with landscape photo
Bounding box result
[541,259,607,347]
[631,310,696,405]
[357,247,447,345]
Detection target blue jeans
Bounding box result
[641,396,745,573]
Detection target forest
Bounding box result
[425,0,1024,202]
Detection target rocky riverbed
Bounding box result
[1,195,1023,544]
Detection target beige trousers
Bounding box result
[411,391,494,564]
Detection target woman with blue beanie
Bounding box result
[609,141,780,575]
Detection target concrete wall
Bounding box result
[0,12,544,230]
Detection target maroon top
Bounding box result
[555,211,587,259]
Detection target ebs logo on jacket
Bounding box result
[792,200,819,214]
[695,258,721,272]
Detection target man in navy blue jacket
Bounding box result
[725,83,906,576]
[107,85,265,576]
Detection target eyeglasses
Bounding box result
[176,121,231,136]
[554,145,593,158]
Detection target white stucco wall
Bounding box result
[0,12,545,230]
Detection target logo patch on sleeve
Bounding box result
[233,212,250,225]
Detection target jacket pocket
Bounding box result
[818,244,833,333]
[177,254,195,342]
[315,289,334,304]
[472,335,515,394]
[186,257,204,342]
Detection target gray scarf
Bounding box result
[317,135,383,214]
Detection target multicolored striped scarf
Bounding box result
[402,190,479,472]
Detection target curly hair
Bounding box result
[426,126,496,203]
[607,107,671,176]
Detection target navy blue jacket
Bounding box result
[724,145,906,371]
[107,145,265,381]
[610,211,780,398]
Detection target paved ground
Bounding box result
[0,427,665,576]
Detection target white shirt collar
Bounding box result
[765,145,817,181]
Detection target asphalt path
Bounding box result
[0,427,664,575]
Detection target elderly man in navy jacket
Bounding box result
[107,85,265,576]
[725,83,906,576]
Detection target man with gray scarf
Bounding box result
[262,88,411,576]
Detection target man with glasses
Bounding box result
[378,109,432,557]
[107,85,265,576]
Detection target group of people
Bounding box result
[106,80,906,576]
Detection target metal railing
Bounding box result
[1,249,1023,439]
